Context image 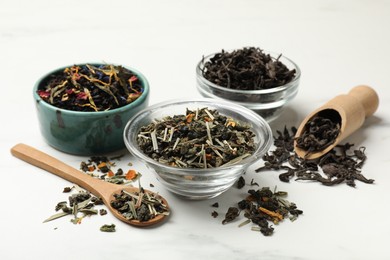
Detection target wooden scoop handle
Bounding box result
[10,143,118,199]
[348,85,379,117]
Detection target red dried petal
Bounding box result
[76,92,88,100]
[129,75,138,83]
[66,89,74,95]
[126,92,141,102]
[37,90,50,98]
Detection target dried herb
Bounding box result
[219,186,302,236]
[236,176,245,189]
[44,188,101,224]
[63,187,72,193]
[92,196,104,206]
[110,188,169,222]
[37,64,143,112]
[100,224,116,232]
[256,126,374,187]
[211,202,219,218]
[80,155,140,185]
[137,107,256,168]
[250,179,259,187]
[222,207,240,224]
[44,155,147,231]
[68,192,91,207]
[295,112,341,156]
[202,47,296,90]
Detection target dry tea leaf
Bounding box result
[202,47,296,90]
[100,224,116,232]
[256,126,374,187]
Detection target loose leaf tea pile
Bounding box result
[202,47,296,90]
[218,186,303,236]
[37,64,143,111]
[256,126,374,187]
[111,188,169,222]
[137,107,256,168]
[295,114,341,155]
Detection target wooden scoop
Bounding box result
[294,85,379,160]
[11,143,169,227]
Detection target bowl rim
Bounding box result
[33,63,150,116]
[196,50,301,95]
[123,98,273,175]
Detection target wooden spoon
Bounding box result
[11,143,169,227]
[294,85,379,160]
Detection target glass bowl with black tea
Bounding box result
[34,63,149,155]
[123,99,272,200]
[196,47,301,122]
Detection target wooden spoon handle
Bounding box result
[10,143,117,199]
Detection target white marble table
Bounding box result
[1,1,389,259]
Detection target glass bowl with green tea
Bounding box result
[34,63,149,155]
[123,99,272,200]
[196,47,301,122]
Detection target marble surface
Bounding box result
[1,0,390,259]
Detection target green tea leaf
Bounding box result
[100,224,116,232]
[43,211,70,223]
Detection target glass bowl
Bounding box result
[123,99,272,200]
[196,51,301,122]
[33,63,150,155]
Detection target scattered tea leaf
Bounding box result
[63,187,72,193]
[222,207,240,224]
[211,202,219,208]
[43,211,71,223]
[100,224,116,232]
[236,176,245,189]
[256,126,374,187]
[221,186,302,236]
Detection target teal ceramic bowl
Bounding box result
[33,63,150,155]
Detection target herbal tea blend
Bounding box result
[80,155,170,223]
[256,126,374,187]
[111,188,169,222]
[202,47,296,90]
[37,64,143,111]
[43,186,103,224]
[218,186,302,236]
[44,155,145,227]
[80,155,140,185]
[137,107,257,168]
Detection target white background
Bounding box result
[1,0,389,259]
